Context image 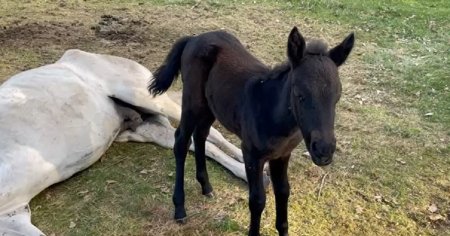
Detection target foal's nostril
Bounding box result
[311,140,335,158]
[310,140,335,166]
[322,157,332,164]
[311,141,327,157]
[311,141,319,155]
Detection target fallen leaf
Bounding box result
[355,205,364,214]
[83,194,91,202]
[391,198,399,205]
[374,195,383,202]
[140,169,149,174]
[77,190,89,195]
[106,180,117,185]
[429,214,445,221]
[69,221,76,228]
[381,205,390,212]
[161,187,170,194]
[428,203,438,213]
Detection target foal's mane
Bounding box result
[263,39,329,81]
[305,39,328,55]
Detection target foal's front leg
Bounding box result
[270,155,291,236]
[244,152,267,236]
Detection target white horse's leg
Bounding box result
[115,115,247,182]
[114,104,143,132]
[0,205,44,236]
[206,128,243,163]
[204,142,247,182]
[115,115,174,148]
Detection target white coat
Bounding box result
[0,50,246,235]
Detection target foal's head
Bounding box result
[287,27,354,166]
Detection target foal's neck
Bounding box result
[255,66,298,135]
[275,73,298,133]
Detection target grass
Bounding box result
[0,0,449,235]
[285,0,450,127]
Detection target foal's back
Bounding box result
[181,31,269,134]
[183,31,267,76]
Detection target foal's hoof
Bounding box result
[202,186,214,198]
[175,217,187,224]
[174,209,187,224]
[204,191,215,198]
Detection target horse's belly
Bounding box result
[0,66,122,214]
[205,97,240,136]
[205,80,243,136]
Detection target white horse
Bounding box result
[0,49,249,235]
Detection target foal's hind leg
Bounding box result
[172,59,213,222]
[172,111,196,222]
[193,109,215,197]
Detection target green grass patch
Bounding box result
[273,0,450,128]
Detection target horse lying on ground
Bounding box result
[0,49,249,235]
[150,27,354,235]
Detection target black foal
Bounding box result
[149,27,354,236]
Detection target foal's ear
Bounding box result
[287,26,305,66]
[328,33,355,67]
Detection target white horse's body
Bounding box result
[0,50,246,235]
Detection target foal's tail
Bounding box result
[148,36,193,96]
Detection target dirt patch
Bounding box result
[0,21,90,47]
[92,14,150,43]
[0,3,339,75]
[0,5,216,73]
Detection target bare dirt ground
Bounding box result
[0,2,356,77]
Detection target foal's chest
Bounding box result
[265,131,302,158]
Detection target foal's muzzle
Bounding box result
[310,139,336,166]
